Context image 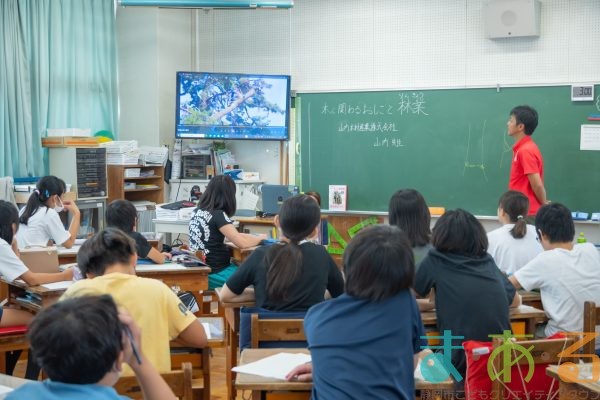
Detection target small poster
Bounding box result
[328,185,347,211]
[580,124,600,151]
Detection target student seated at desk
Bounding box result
[487,191,542,275]
[0,200,73,293]
[388,188,432,269]
[61,228,207,374]
[189,175,264,289]
[510,203,600,345]
[286,225,426,399]
[220,195,344,310]
[7,294,177,400]
[16,176,80,249]
[106,199,172,264]
[414,209,520,380]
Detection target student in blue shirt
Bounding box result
[287,225,426,400]
[7,294,177,400]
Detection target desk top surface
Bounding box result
[421,305,546,325]
[546,364,600,392]
[215,287,256,308]
[236,348,454,391]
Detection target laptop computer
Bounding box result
[20,247,60,273]
[260,185,299,216]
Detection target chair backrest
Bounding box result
[251,314,306,348]
[583,301,600,357]
[115,362,193,400]
[490,336,574,400]
[239,307,306,350]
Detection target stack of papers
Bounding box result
[232,352,311,380]
[138,146,168,166]
[155,204,195,221]
[101,141,140,165]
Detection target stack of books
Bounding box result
[101,141,139,165]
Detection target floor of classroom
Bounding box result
[15,347,237,399]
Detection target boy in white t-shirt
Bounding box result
[510,203,600,348]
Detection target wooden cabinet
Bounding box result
[107,165,165,204]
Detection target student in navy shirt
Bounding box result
[287,225,426,400]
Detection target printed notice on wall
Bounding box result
[580,124,600,151]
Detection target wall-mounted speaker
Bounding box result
[484,0,541,39]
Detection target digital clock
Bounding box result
[571,84,594,102]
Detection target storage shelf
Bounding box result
[124,176,162,180]
[108,164,165,204]
[125,188,161,192]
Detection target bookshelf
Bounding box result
[107,165,165,204]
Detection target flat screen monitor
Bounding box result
[175,71,291,140]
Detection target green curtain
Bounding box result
[0,0,118,177]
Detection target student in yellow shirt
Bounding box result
[61,227,207,373]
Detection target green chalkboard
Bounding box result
[297,86,600,215]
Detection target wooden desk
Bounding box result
[216,287,256,400]
[226,243,258,265]
[135,264,210,295]
[0,372,28,399]
[236,348,455,399]
[421,305,547,336]
[520,290,543,310]
[547,364,600,400]
[57,245,80,265]
[1,277,72,313]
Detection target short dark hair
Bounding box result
[77,228,136,277]
[106,199,137,232]
[388,188,431,247]
[0,200,19,244]
[343,225,414,301]
[19,175,66,225]
[266,195,322,302]
[432,209,488,257]
[28,294,123,384]
[498,190,529,239]
[304,191,321,207]
[535,203,574,243]
[510,105,538,135]
[198,175,236,217]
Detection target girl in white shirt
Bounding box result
[487,190,542,275]
[16,176,80,249]
[0,200,73,326]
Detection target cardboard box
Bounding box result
[42,136,98,148]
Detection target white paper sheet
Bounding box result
[232,352,311,380]
[0,384,14,395]
[40,281,73,290]
[201,323,212,340]
[580,124,600,151]
[135,263,187,272]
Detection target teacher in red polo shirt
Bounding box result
[507,105,547,217]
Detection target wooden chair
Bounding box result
[490,336,574,400]
[115,361,193,400]
[250,314,306,348]
[583,301,600,358]
[0,325,29,374]
[170,346,210,400]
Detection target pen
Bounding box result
[124,325,142,365]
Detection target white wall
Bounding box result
[194,0,600,90]
[117,1,600,184]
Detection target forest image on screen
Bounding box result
[176,72,289,140]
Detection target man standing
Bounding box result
[507,105,547,216]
